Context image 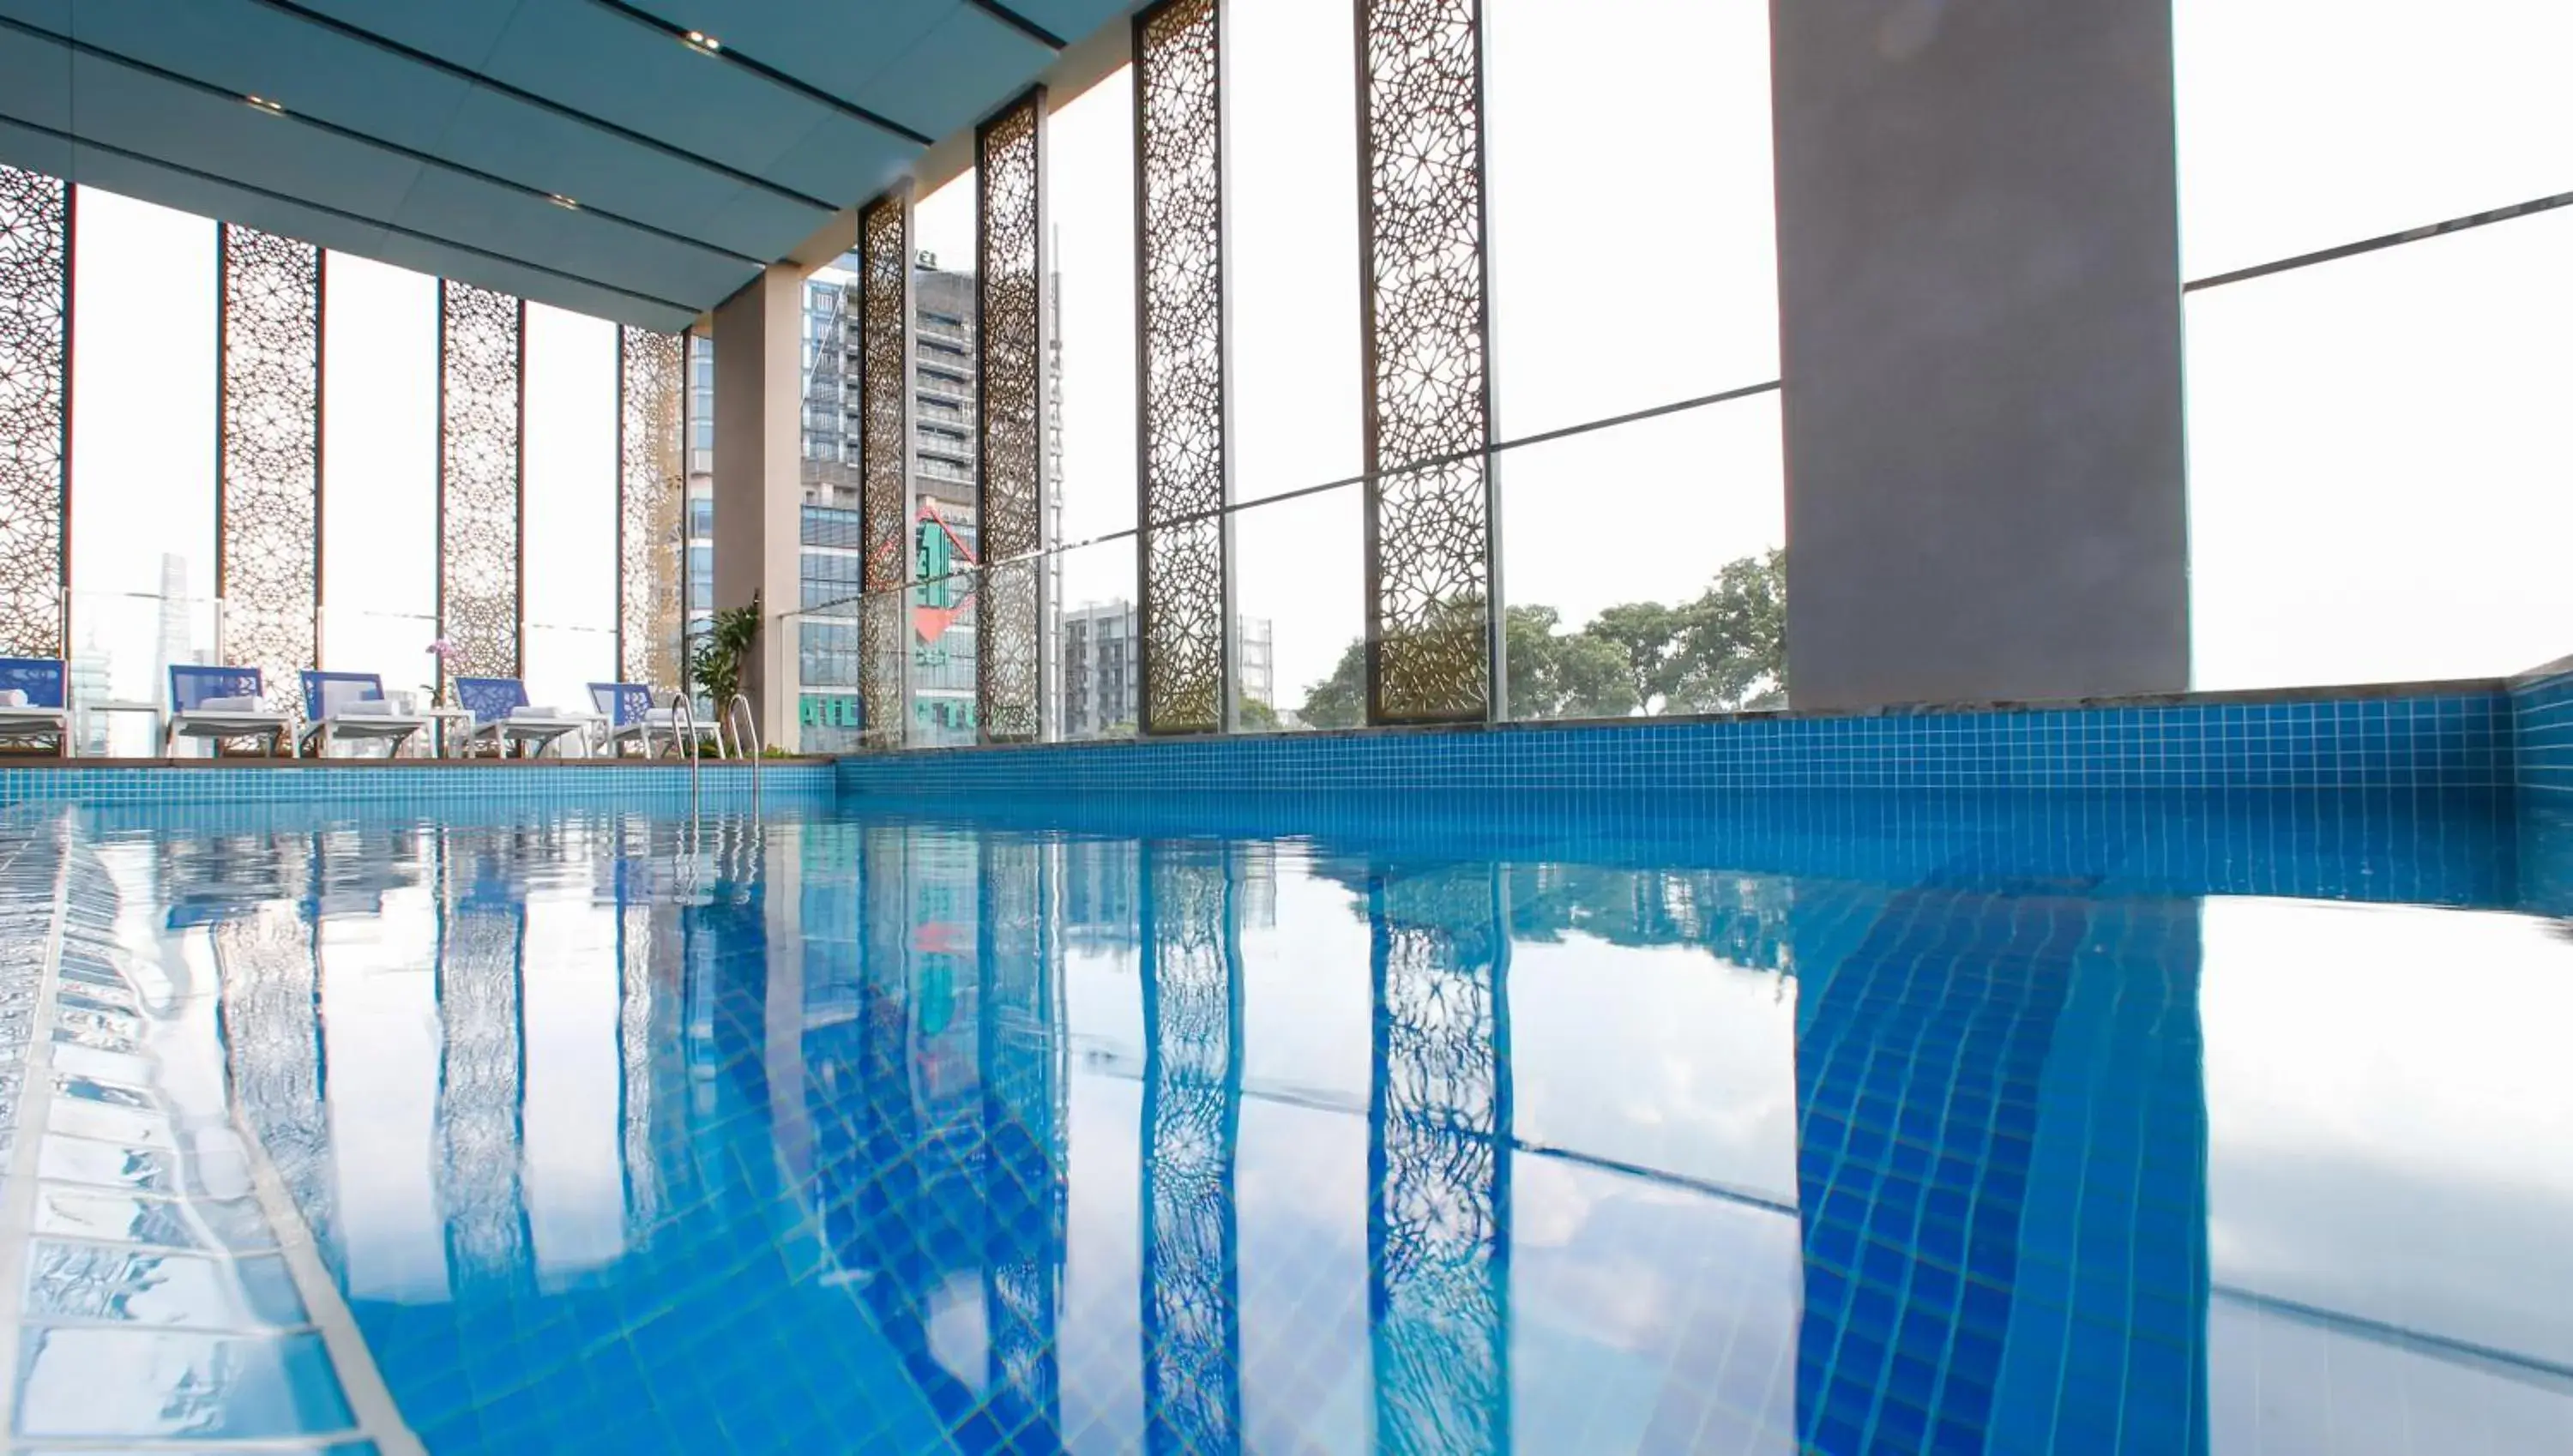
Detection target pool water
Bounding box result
[13,795,2573,1453]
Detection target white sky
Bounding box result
[51,0,2573,719]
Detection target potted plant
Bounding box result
[423,637,457,708]
[688,593,762,756]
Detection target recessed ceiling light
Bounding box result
[685,30,721,51]
[549,194,581,209]
[244,94,284,114]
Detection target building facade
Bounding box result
[788,257,989,750]
[1059,600,1274,739]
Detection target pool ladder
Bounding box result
[664,692,760,817]
[667,692,702,815]
[723,694,761,812]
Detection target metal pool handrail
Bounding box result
[723,693,762,811]
[668,691,701,814]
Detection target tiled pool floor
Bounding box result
[3,797,2570,1453]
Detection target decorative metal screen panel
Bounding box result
[440,280,523,680]
[0,165,69,659]
[1141,841,1243,1452]
[215,901,334,1255]
[1359,0,1498,724]
[1370,864,1510,1452]
[977,92,1048,743]
[217,226,321,713]
[1136,0,1231,735]
[979,834,1066,1441]
[618,327,685,689]
[858,192,912,750]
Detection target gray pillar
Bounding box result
[710,264,804,749]
[1772,0,2188,710]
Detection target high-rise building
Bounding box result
[1058,600,1275,739]
[793,254,986,749]
[154,552,197,697]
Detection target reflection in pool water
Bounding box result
[40,799,2573,1453]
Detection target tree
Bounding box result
[1505,605,1639,721]
[1238,697,1281,731]
[1588,600,1684,712]
[1668,548,1786,713]
[1299,639,1367,728]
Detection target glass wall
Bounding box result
[68,190,220,752]
[1482,0,1782,722]
[1232,488,1364,729]
[320,254,439,698]
[1227,0,1362,509]
[2173,0,2573,281]
[522,304,619,713]
[1498,401,1786,721]
[2177,3,2573,689]
[1484,0,1778,437]
[22,177,675,752]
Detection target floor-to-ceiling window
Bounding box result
[2178,1,2573,690]
[521,304,619,713]
[1484,0,1784,722]
[320,254,440,705]
[67,190,220,752]
[1051,69,1141,741]
[1226,0,1365,730]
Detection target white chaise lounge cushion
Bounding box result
[510,706,567,721]
[195,695,263,713]
[339,699,401,717]
[0,690,26,707]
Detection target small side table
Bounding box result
[423,707,477,759]
[76,700,163,758]
[564,713,611,758]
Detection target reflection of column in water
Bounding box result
[980,833,1064,1445]
[1369,864,1513,1456]
[434,837,531,1283]
[1792,884,2208,1456]
[612,859,662,1240]
[214,893,334,1250]
[1140,840,1244,1454]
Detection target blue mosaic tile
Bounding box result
[2510,657,2573,797]
[837,689,2515,802]
[0,762,835,810]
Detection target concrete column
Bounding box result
[710,265,804,750]
[1772,0,2189,710]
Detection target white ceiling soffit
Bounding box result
[0,0,1130,332]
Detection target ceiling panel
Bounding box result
[1000,0,1134,43]
[434,83,800,255]
[483,0,829,184]
[281,0,527,72]
[0,22,69,129]
[57,0,469,155]
[0,2,69,30]
[618,0,957,111]
[856,6,1058,143]
[0,0,1131,327]
[65,51,428,220]
[389,165,754,307]
[758,113,923,209]
[0,114,78,179]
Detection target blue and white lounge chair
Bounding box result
[588,682,714,757]
[298,671,430,757]
[0,659,70,755]
[166,665,294,756]
[455,677,588,758]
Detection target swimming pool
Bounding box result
[4,791,2570,1453]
